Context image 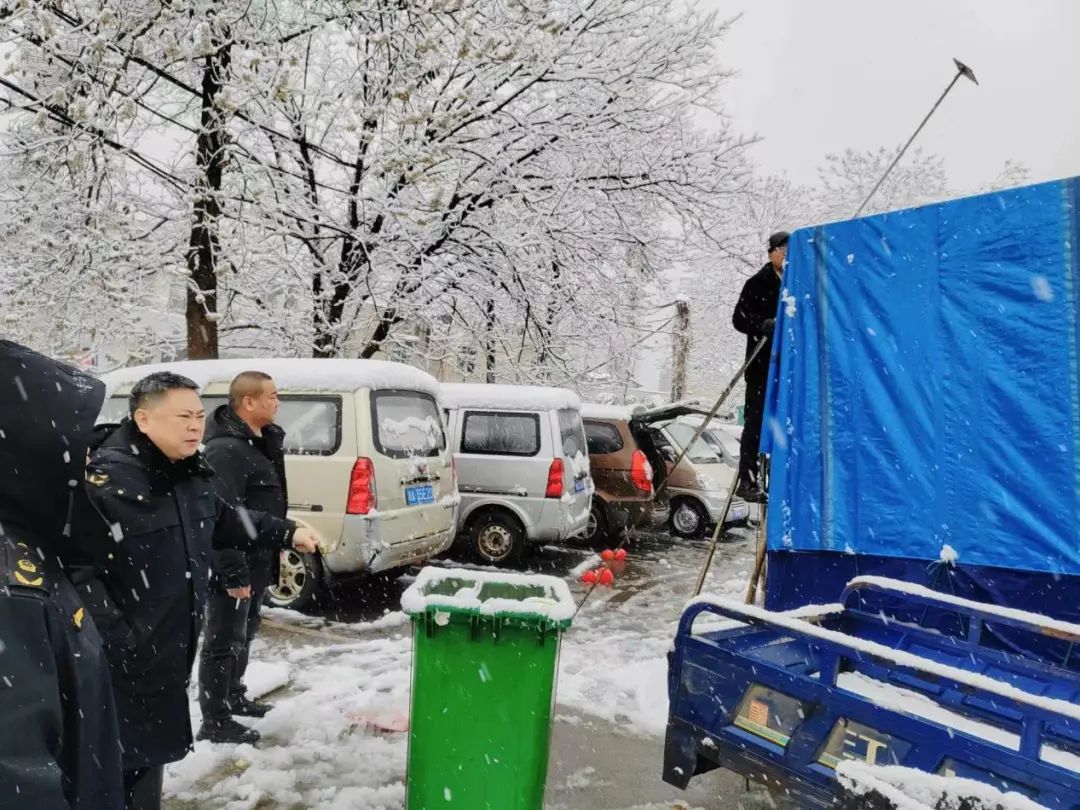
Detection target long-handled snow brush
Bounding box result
[855,58,978,218]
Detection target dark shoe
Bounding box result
[735,481,764,502]
[231,693,271,718]
[197,717,261,745]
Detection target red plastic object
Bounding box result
[598,569,614,586]
[600,549,615,561]
[614,548,628,561]
[581,569,598,584]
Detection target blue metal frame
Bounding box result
[664,593,1080,809]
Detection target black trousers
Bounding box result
[123,765,163,810]
[739,376,767,488]
[197,588,265,722]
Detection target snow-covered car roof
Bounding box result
[580,403,643,421]
[439,383,580,411]
[99,358,441,397]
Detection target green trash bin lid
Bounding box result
[401,567,575,630]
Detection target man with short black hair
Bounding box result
[78,371,318,810]
[732,230,788,500]
[197,371,288,743]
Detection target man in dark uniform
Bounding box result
[197,371,289,743]
[76,372,319,809]
[732,230,788,501]
[0,340,124,810]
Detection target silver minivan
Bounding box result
[441,384,593,566]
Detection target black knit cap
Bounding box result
[768,231,790,252]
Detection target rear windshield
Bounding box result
[664,422,722,464]
[584,419,624,455]
[461,411,540,457]
[372,390,446,459]
[558,408,587,458]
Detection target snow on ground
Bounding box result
[161,532,759,808]
[166,638,414,808]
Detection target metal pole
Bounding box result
[692,480,742,597]
[854,58,978,218]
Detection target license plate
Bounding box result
[405,484,435,506]
[574,478,585,493]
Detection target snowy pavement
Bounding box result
[163,529,768,809]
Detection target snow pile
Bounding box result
[101,358,441,397]
[837,761,1048,810]
[244,660,291,700]
[439,383,581,412]
[166,636,413,808]
[847,575,1080,640]
[939,544,959,564]
[400,566,576,623]
[580,403,643,421]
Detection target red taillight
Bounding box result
[630,450,653,493]
[346,458,377,515]
[545,458,565,499]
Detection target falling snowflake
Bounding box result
[1030,275,1054,302]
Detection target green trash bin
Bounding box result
[401,567,575,809]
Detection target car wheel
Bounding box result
[670,499,709,540]
[470,511,526,567]
[584,501,610,546]
[265,550,323,611]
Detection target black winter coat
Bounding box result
[732,262,782,385]
[204,405,289,593]
[77,421,296,770]
[0,340,124,810]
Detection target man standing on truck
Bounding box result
[198,371,289,744]
[732,230,788,501]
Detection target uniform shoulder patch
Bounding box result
[5,546,46,590]
[87,471,110,487]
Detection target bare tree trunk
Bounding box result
[185,38,232,359]
[670,299,691,401]
[484,298,496,383]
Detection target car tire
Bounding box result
[670,498,710,540]
[265,550,323,611]
[469,510,526,567]
[584,501,610,546]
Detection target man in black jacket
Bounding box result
[197,371,288,743]
[732,230,788,500]
[76,372,318,810]
[0,340,124,810]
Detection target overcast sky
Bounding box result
[700,0,1080,192]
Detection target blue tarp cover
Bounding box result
[763,177,1080,580]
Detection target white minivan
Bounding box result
[440,384,593,566]
[98,358,457,608]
